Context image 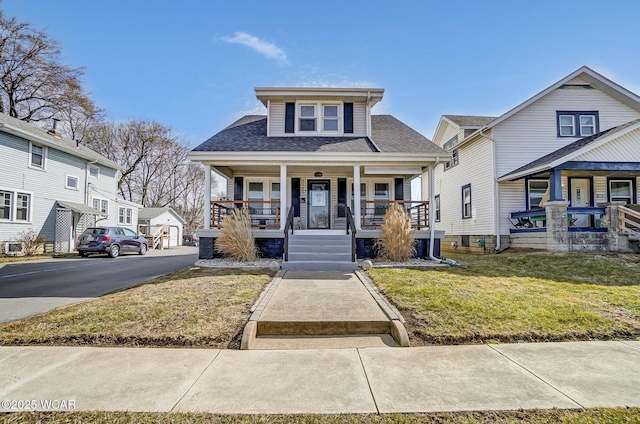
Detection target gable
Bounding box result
[574,126,640,162]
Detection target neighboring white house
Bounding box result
[138,207,185,248]
[0,113,139,254]
[426,66,640,253]
[189,87,449,267]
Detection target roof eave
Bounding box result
[0,123,124,171]
[188,150,450,163]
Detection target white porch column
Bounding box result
[354,165,361,230]
[280,164,288,230]
[428,164,436,259]
[204,165,211,229]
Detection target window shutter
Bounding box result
[234,177,244,201]
[394,178,404,200]
[285,103,295,133]
[344,103,353,133]
[337,178,347,217]
[291,178,300,217]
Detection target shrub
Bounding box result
[374,203,415,261]
[215,208,258,261]
[14,229,47,256]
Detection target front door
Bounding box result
[569,178,591,227]
[307,180,330,229]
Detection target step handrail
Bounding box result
[618,205,640,235]
[283,205,295,262]
[346,206,357,262]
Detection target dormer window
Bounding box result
[299,105,316,131]
[557,111,599,137]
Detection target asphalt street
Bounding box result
[0,246,199,323]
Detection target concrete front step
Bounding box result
[281,261,358,271]
[287,252,352,262]
[257,320,392,336]
[251,334,399,350]
[287,243,352,254]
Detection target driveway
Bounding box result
[0,247,198,323]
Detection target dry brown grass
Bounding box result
[374,203,415,262]
[0,267,274,348]
[215,208,258,261]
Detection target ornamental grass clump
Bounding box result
[374,203,415,262]
[215,208,258,261]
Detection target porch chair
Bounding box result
[508,216,534,229]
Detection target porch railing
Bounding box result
[210,200,280,229]
[509,207,607,232]
[360,200,429,229]
[618,205,640,235]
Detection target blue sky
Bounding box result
[3,0,640,147]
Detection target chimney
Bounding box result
[48,118,62,138]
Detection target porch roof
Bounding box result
[191,115,447,156]
[498,118,640,181]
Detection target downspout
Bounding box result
[479,128,501,252]
[428,158,440,260]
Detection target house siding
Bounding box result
[354,103,367,136]
[0,131,120,244]
[573,128,640,162]
[269,101,287,137]
[493,87,640,178]
[432,124,495,236]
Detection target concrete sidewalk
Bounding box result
[1,341,638,413]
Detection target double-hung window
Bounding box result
[92,198,108,214]
[271,182,280,215]
[462,184,472,219]
[527,180,549,209]
[299,105,316,131]
[118,207,133,225]
[350,183,366,212]
[434,194,441,222]
[29,143,45,169]
[374,183,390,216]
[248,182,264,214]
[323,105,339,131]
[0,189,32,222]
[66,175,79,190]
[557,111,599,137]
[609,180,634,204]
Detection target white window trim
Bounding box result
[0,187,33,223]
[245,178,281,215]
[118,206,133,225]
[28,142,47,171]
[558,115,576,136]
[89,164,100,179]
[462,185,472,219]
[92,196,109,214]
[295,101,343,135]
[65,174,80,191]
[609,180,633,203]
[579,115,596,136]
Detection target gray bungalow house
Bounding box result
[189,87,449,270]
[0,113,138,254]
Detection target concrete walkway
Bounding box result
[1,341,638,413]
[241,270,409,349]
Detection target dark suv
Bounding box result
[77,227,148,258]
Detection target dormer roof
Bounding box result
[255,87,384,107]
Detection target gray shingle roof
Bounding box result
[192,114,447,155]
[500,118,640,180]
[443,115,496,127]
[138,207,186,224]
[0,112,122,170]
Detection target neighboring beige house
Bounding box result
[189,87,449,270]
[138,207,185,248]
[426,66,640,253]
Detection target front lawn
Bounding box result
[0,267,275,348]
[368,251,640,344]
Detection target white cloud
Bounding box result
[222,32,288,64]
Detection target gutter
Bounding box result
[478,128,501,252]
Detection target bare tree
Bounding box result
[84,119,214,231]
[0,9,101,136]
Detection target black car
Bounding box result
[182,234,199,247]
[77,227,148,258]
